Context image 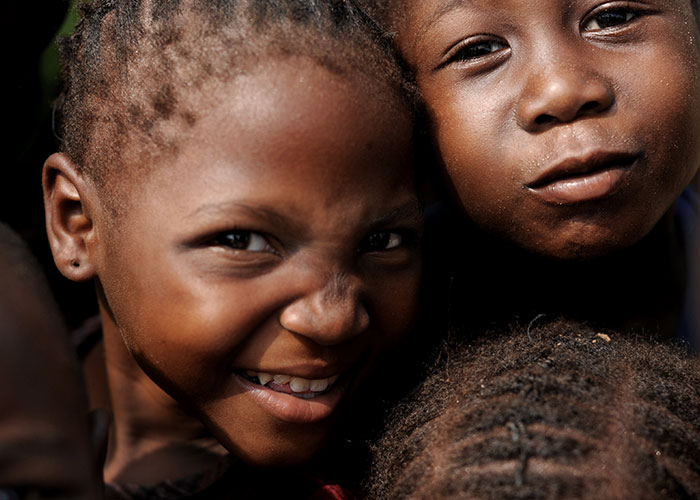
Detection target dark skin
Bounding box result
[0,225,103,499]
[44,57,421,485]
[394,0,700,340]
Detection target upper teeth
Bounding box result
[246,370,339,393]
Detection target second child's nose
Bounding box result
[516,57,614,132]
[279,276,369,346]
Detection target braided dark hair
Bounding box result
[57,0,410,198]
[366,320,700,499]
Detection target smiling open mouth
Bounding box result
[240,370,340,399]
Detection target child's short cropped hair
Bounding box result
[56,0,411,203]
[367,320,700,499]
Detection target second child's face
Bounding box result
[398,0,700,258]
[93,59,421,465]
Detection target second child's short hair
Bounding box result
[57,0,410,198]
[367,320,700,499]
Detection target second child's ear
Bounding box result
[43,153,98,282]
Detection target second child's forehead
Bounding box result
[398,0,699,61]
[406,0,694,28]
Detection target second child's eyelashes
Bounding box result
[439,2,652,72]
[582,3,648,33]
[439,36,509,70]
[583,9,636,31]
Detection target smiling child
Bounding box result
[43,0,422,496]
[362,0,700,347]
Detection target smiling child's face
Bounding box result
[397,0,700,258]
[91,57,421,465]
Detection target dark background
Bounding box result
[3,1,97,330]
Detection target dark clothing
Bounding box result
[420,189,700,348]
[676,189,700,349]
[104,457,353,500]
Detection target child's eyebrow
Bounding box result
[416,0,476,44]
[432,0,470,23]
[187,199,422,230]
[367,199,424,228]
[187,202,307,234]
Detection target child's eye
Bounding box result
[442,36,509,68]
[358,231,403,253]
[212,230,276,253]
[582,7,637,32]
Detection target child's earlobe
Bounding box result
[43,153,97,282]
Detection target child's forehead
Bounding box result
[60,0,412,204]
[406,0,693,19]
[397,0,700,52]
[105,57,412,207]
[183,59,411,157]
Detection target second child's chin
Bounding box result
[512,223,650,262]
[527,239,629,261]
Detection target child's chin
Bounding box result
[513,219,652,261]
[215,424,332,468]
[522,234,636,261]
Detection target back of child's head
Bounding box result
[366,319,700,499]
[57,0,409,208]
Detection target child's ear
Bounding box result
[43,153,97,282]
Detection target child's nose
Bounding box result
[279,273,369,346]
[516,50,614,132]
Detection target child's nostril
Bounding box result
[535,113,556,126]
[579,101,599,114]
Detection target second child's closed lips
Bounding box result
[525,150,639,205]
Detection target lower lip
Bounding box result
[528,165,630,205]
[233,373,349,424]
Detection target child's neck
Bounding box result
[97,296,228,486]
[456,207,686,339]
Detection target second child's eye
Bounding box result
[444,37,508,66]
[358,231,403,253]
[213,231,275,253]
[583,8,637,31]
[454,40,506,60]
